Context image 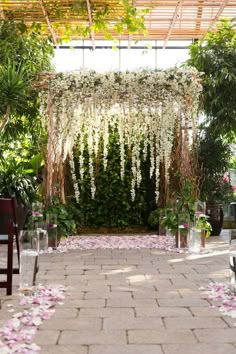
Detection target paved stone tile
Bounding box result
[111,285,157,292]
[84,291,132,300]
[80,274,106,280]
[135,307,192,317]
[35,330,60,345]
[67,285,110,292]
[164,316,227,329]
[59,330,127,345]
[42,317,102,330]
[107,298,157,308]
[161,267,197,274]
[183,273,214,280]
[147,274,185,280]
[126,274,146,282]
[89,259,120,265]
[79,308,135,318]
[156,291,182,299]
[194,329,236,343]
[158,298,210,307]
[64,290,85,299]
[53,307,79,318]
[89,345,163,354]
[62,299,105,308]
[128,329,197,344]
[178,289,204,297]
[131,291,160,299]
[40,345,88,354]
[40,263,66,270]
[162,343,236,354]
[67,265,102,270]
[101,266,137,270]
[89,280,130,287]
[189,306,224,317]
[104,316,164,330]
[170,279,202,288]
[40,274,67,280]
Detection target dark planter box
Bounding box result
[206,204,224,236]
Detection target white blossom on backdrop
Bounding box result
[39,68,202,203]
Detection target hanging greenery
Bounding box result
[39,68,202,205]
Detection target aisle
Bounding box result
[0,237,235,354]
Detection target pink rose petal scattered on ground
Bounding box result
[0,285,66,353]
[43,235,184,254]
[200,282,236,320]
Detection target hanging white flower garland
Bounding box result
[40,68,202,203]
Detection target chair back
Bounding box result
[0,197,19,235]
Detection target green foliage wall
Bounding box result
[196,128,233,204]
[0,20,54,203]
[71,130,155,229]
[0,20,54,139]
[188,19,236,137]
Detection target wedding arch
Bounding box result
[39,68,202,205]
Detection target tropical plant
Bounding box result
[0,19,53,137]
[148,209,160,229]
[44,198,76,237]
[0,61,31,133]
[160,180,196,235]
[0,20,53,73]
[196,127,233,204]
[0,159,37,205]
[0,20,53,206]
[188,19,236,137]
[194,212,212,238]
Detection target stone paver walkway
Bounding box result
[0,236,235,354]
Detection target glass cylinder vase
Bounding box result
[19,230,39,296]
[36,226,48,251]
[194,201,207,249]
[46,214,58,249]
[32,201,44,229]
[188,227,201,254]
[178,213,189,248]
[229,229,236,294]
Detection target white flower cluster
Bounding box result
[40,67,202,203]
[68,152,80,203]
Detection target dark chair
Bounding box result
[0,197,21,295]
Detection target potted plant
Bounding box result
[194,211,212,247]
[159,180,195,248]
[44,197,77,245]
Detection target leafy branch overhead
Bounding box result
[12,0,150,42]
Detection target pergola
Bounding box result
[0,1,235,47]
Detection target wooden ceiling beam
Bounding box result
[206,0,230,33]
[163,0,183,48]
[195,0,204,31]
[38,0,58,47]
[0,0,234,42]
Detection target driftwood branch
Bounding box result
[38,0,59,48]
[86,0,95,50]
[163,0,183,49]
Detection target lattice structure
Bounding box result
[0,1,235,46]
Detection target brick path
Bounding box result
[1,237,236,354]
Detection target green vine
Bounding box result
[55,0,149,42]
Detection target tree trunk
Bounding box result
[44,93,54,206]
[0,104,11,133]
